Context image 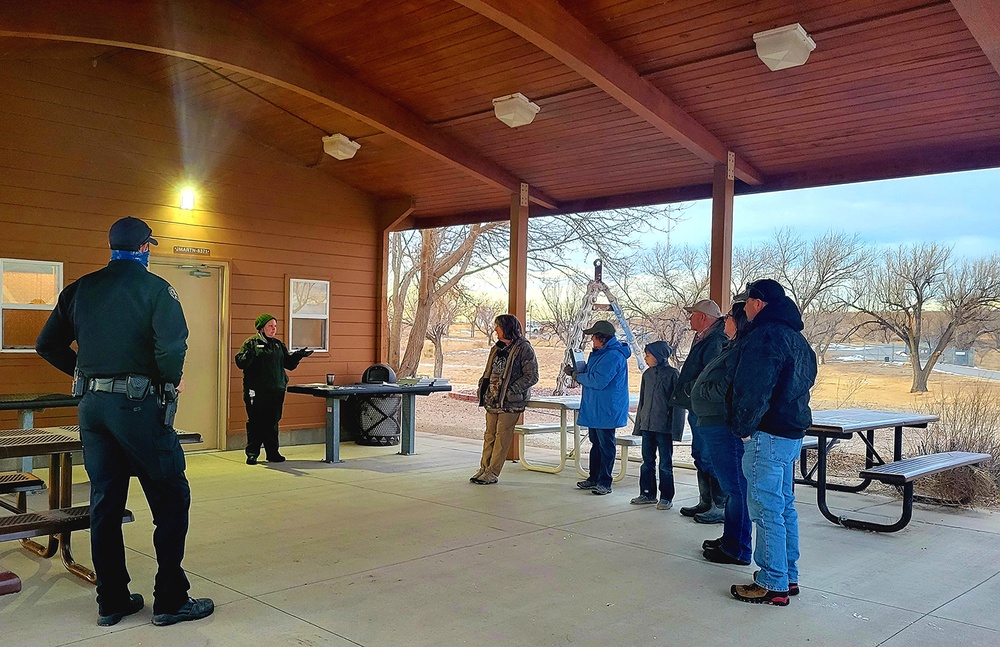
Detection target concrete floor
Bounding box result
[1,434,999,647]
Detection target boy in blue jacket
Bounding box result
[565,320,631,495]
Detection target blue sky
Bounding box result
[667,168,1000,257]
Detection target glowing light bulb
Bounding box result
[180,187,196,210]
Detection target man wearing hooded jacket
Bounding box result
[567,320,631,496]
[728,279,817,607]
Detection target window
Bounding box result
[1,259,63,352]
[289,278,329,352]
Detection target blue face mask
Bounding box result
[110,249,150,267]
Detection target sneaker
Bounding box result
[656,499,673,510]
[245,453,258,465]
[702,536,723,550]
[473,473,498,485]
[592,485,612,495]
[267,454,286,463]
[680,501,711,517]
[470,470,485,483]
[630,495,657,505]
[754,570,799,596]
[693,507,726,524]
[576,479,598,490]
[731,582,789,606]
[98,593,144,627]
[703,546,751,566]
[152,597,215,627]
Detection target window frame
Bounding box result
[287,277,330,353]
[0,258,64,353]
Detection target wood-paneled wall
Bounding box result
[0,58,380,445]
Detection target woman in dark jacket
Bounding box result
[472,314,539,485]
[235,314,312,465]
[630,341,685,509]
[690,302,753,565]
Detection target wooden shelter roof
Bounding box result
[2,0,999,228]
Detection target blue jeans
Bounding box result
[742,431,802,592]
[689,411,725,506]
[699,424,751,562]
[588,427,617,488]
[638,432,674,501]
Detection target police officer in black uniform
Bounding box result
[36,217,214,628]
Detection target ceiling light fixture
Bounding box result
[179,186,196,210]
[752,23,816,71]
[492,93,540,128]
[322,133,361,160]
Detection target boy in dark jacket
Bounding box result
[630,341,685,509]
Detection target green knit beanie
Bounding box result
[255,313,276,330]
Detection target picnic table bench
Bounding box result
[1,426,201,594]
[804,409,991,532]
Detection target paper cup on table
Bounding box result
[326,374,336,385]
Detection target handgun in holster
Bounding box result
[72,367,85,397]
[160,382,179,428]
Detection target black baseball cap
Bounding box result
[736,278,785,302]
[109,217,158,251]
[582,320,616,336]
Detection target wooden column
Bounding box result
[376,199,415,365]
[709,153,734,313]
[508,183,529,323]
[507,183,529,460]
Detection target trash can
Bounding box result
[354,394,402,446]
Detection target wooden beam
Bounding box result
[709,155,734,313]
[0,0,559,210]
[455,0,763,185]
[951,0,1000,77]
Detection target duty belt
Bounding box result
[87,376,154,397]
[88,377,131,394]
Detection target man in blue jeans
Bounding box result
[729,279,817,606]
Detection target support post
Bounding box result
[507,183,529,460]
[709,153,735,313]
[509,183,529,323]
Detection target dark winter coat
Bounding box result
[690,338,740,427]
[633,341,685,440]
[235,333,305,393]
[577,336,632,429]
[477,337,539,413]
[729,297,817,439]
[671,317,728,410]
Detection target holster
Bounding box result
[125,374,152,401]
[159,382,179,428]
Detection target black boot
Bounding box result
[680,470,714,517]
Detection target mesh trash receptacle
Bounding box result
[355,394,402,446]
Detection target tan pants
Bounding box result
[480,412,520,478]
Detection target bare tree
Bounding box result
[397,224,502,376]
[425,289,463,378]
[847,244,1000,392]
[387,204,687,376]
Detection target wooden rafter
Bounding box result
[0,0,559,210]
[455,0,764,185]
[951,0,1000,77]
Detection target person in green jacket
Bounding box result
[235,314,312,464]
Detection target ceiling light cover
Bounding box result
[492,93,540,128]
[322,133,361,160]
[752,23,816,71]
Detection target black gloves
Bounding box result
[563,364,575,377]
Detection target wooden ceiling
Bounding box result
[1,0,999,228]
